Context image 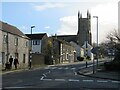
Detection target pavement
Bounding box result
[1,61,87,75]
[77,64,120,81]
[1,65,47,75]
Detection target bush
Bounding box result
[77,56,84,61]
[104,59,120,71]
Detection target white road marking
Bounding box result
[88,64,93,67]
[74,72,77,75]
[65,68,68,69]
[79,75,85,77]
[42,79,52,81]
[83,80,94,82]
[71,68,76,70]
[43,74,47,77]
[111,81,120,83]
[97,80,108,83]
[58,68,62,69]
[55,79,65,81]
[4,87,27,89]
[51,67,57,69]
[44,67,49,69]
[40,76,44,80]
[68,79,79,82]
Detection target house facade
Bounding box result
[52,37,76,64]
[26,33,48,54]
[70,41,84,58]
[0,21,30,69]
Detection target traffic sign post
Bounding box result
[91,47,99,74]
[86,48,88,68]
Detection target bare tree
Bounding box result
[106,29,120,61]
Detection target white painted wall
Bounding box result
[70,41,84,57]
[32,40,41,53]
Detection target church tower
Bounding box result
[77,10,92,46]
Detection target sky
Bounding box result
[0,0,119,43]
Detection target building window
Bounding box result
[3,35,8,44]
[25,41,29,47]
[23,54,25,63]
[14,37,18,46]
[33,40,40,45]
[2,52,5,66]
[66,53,69,60]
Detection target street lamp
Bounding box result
[29,26,35,69]
[31,26,35,48]
[93,16,99,71]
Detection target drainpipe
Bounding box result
[6,32,9,62]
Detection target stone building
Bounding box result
[52,38,76,64]
[53,10,92,60]
[26,33,48,54]
[77,10,92,46]
[53,11,92,46]
[0,21,30,69]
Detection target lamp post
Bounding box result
[31,26,35,48]
[29,26,35,69]
[93,16,99,70]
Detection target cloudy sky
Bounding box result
[1,0,119,43]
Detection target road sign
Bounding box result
[91,47,99,54]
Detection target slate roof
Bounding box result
[26,33,47,40]
[52,35,78,44]
[0,21,28,39]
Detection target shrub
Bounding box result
[104,59,120,71]
[77,56,84,61]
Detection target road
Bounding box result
[2,59,120,90]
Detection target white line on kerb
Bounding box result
[97,80,108,83]
[83,80,94,82]
[68,79,79,82]
[42,79,52,81]
[55,79,65,81]
[52,67,56,69]
[44,67,49,69]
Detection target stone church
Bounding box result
[53,10,92,47]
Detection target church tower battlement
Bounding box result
[77,10,92,46]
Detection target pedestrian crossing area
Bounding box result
[40,77,120,84]
[44,67,77,70]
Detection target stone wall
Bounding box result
[32,53,45,66]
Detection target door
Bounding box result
[2,52,5,67]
